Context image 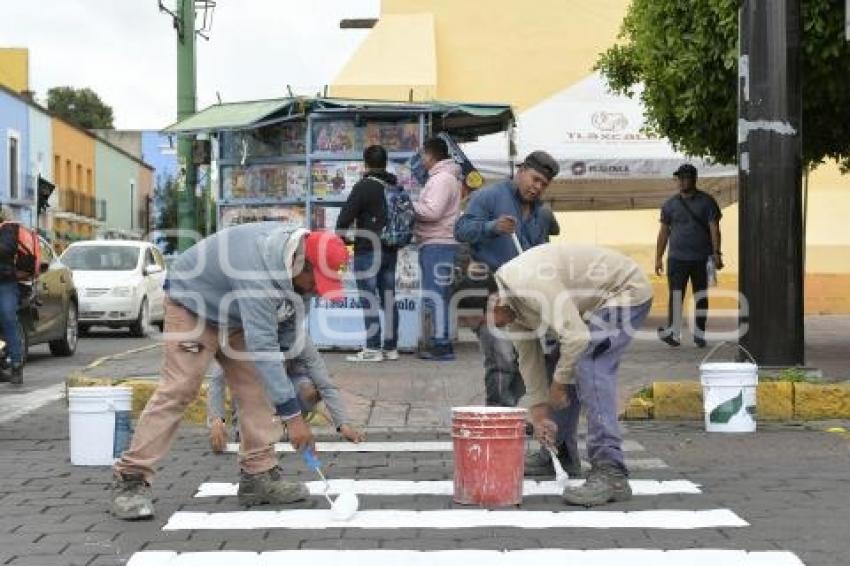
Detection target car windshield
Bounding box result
[62,245,141,271]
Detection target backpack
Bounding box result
[0,222,42,282]
[373,178,415,249]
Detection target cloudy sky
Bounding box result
[0,0,379,128]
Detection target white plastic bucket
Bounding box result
[699,344,758,433]
[68,386,133,465]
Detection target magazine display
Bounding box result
[219,204,306,229]
[222,164,307,200]
[311,205,342,231]
[311,161,363,198]
[365,121,420,152]
[312,121,357,153]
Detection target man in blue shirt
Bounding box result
[455,151,581,477]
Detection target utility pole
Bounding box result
[737,1,804,367]
[175,0,197,251]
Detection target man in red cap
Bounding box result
[111,224,349,520]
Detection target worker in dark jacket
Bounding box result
[0,206,24,385]
[336,145,401,363]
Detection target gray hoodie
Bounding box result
[166,222,308,418]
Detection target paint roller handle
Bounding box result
[510,233,524,255]
[301,447,322,471]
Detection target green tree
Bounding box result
[595,0,850,170]
[47,86,115,129]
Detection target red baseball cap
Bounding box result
[304,231,350,299]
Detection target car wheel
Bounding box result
[129,298,150,338]
[78,324,91,336]
[49,301,78,357]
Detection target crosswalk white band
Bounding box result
[163,509,748,531]
[194,479,702,498]
[128,549,805,566]
[224,439,646,453]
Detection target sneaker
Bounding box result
[346,349,383,363]
[694,337,707,348]
[383,349,400,361]
[237,466,309,507]
[657,327,681,347]
[524,447,583,478]
[9,364,22,385]
[209,418,228,454]
[111,473,155,520]
[561,463,631,507]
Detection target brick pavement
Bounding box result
[0,396,848,565]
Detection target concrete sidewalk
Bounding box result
[76,316,850,429]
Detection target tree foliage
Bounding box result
[47,86,115,129]
[595,0,850,170]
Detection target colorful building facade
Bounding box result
[51,117,97,249]
[331,0,850,314]
[0,86,32,224]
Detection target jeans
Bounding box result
[0,281,22,366]
[574,300,652,472]
[353,249,399,351]
[544,337,581,464]
[475,321,525,407]
[667,258,709,340]
[418,243,458,347]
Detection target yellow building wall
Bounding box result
[52,118,97,243]
[335,0,850,313]
[0,48,29,93]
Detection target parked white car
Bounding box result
[61,240,167,337]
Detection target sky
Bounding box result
[0,0,379,129]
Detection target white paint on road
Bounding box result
[194,479,702,498]
[223,439,646,453]
[0,383,64,425]
[128,550,807,566]
[163,509,748,531]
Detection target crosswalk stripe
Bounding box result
[194,479,702,498]
[224,439,646,453]
[163,509,748,531]
[128,549,805,566]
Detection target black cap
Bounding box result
[673,163,698,179]
[521,150,560,181]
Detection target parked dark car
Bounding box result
[15,238,79,361]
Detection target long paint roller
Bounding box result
[302,448,359,521]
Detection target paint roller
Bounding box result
[301,448,359,521]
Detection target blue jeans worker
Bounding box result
[349,248,399,361]
[492,242,653,507]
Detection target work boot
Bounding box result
[9,364,23,385]
[657,327,681,347]
[111,473,155,520]
[561,463,632,507]
[209,418,228,454]
[524,446,583,478]
[237,466,309,507]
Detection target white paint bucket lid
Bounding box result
[700,362,758,373]
[452,406,526,415]
[69,386,132,398]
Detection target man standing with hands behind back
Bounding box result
[656,163,724,348]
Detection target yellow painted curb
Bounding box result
[652,382,703,419]
[794,382,850,420]
[628,380,848,421]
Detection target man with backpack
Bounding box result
[337,145,414,362]
[0,206,38,385]
[655,164,724,348]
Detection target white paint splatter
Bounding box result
[738,119,797,143]
[739,54,750,102]
[0,383,64,425]
[194,479,702,498]
[127,549,807,566]
[163,509,749,531]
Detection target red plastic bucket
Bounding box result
[452,406,527,507]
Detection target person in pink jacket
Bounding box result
[414,137,463,361]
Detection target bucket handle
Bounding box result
[701,341,757,367]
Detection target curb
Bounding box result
[623,380,850,421]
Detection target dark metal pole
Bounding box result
[738,0,805,366]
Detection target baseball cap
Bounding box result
[521,150,560,181]
[304,231,350,299]
[673,163,698,178]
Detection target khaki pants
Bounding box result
[113,299,279,483]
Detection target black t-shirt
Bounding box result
[335,170,398,254]
[660,190,722,261]
[0,223,18,281]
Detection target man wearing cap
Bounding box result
[111,224,350,520]
[656,163,723,348]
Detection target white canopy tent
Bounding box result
[461,73,738,211]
